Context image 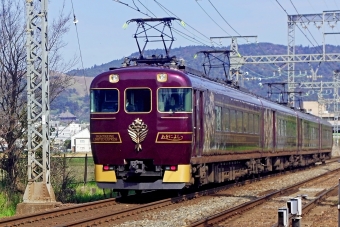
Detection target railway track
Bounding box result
[187,165,340,227]
[0,159,338,227]
[271,184,338,227]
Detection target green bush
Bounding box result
[0,190,21,218]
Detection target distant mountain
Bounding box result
[59,43,340,121]
[67,43,340,80]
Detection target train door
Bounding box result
[193,90,204,157]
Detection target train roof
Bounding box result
[182,68,330,126]
[94,64,331,127]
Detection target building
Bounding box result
[71,128,91,153]
[303,101,338,132]
[59,110,77,123]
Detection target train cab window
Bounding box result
[90,89,119,113]
[158,88,192,112]
[125,88,151,113]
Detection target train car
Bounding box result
[90,64,333,194]
[90,17,333,194]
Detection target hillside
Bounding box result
[68,43,340,80]
[54,43,340,122]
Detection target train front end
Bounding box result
[90,67,193,192]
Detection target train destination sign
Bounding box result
[155,132,192,143]
[91,133,122,143]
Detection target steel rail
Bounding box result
[0,198,117,226]
[1,158,338,227]
[271,184,338,227]
[187,167,340,227]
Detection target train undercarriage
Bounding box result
[193,152,331,186]
[96,152,332,193]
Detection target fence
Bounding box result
[60,154,95,184]
[0,153,95,185]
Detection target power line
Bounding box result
[289,0,321,48]
[153,0,219,46]
[275,0,317,48]
[195,0,231,36]
[137,0,157,17]
[207,0,241,37]
[205,0,282,74]
[70,0,89,96]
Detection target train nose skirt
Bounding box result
[97,180,185,190]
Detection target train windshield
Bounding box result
[90,89,119,113]
[125,88,151,113]
[158,88,192,112]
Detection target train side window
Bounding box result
[90,89,119,113]
[254,114,259,134]
[223,108,230,132]
[158,88,192,113]
[230,110,236,132]
[237,111,243,133]
[249,113,254,134]
[243,112,248,133]
[125,88,151,113]
[215,106,222,131]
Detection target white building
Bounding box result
[71,128,91,153]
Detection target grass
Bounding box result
[71,182,118,203]
[0,189,21,218]
[0,182,117,217]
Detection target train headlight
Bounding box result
[157,73,167,82]
[109,74,119,83]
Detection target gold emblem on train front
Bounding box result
[128,118,148,152]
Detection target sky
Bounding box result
[49,0,340,69]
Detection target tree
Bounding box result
[0,0,76,193]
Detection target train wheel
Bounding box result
[119,190,129,197]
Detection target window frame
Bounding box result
[124,87,152,114]
[156,87,193,113]
[90,88,120,114]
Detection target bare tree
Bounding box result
[0,0,76,192]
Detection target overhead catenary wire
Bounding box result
[153,0,221,47]
[114,0,216,46]
[206,0,282,74]
[113,0,272,80]
[194,0,231,36]
[70,0,89,96]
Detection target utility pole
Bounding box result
[224,11,340,109]
[17,0,57,214]
[210,36,257,87]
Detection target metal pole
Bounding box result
[338,178,340,227]
[292,218,301,227]
[84,154,88,184]
[23,0,55,203]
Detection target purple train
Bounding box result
[90,64,333,194]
